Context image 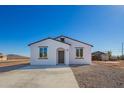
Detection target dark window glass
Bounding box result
[76,49,79,57]
[44,48,47,57]
[40,48,43,58]
[76,48,83,58]
[39,47,48,58]
[80,48,83,58]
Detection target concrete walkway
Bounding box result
[0,65,79,88]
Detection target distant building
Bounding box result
[110,56,118,61]
[0,53,7,61]
[92,51,109,61]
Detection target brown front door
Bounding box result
[58,51,64,64]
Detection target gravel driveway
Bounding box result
[0,65,79,88]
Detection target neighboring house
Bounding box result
[0,53,7,61]
[28,35,93,65]
[110,56,118,61]
[92,51,109,61]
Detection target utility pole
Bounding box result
[122,43,124,60]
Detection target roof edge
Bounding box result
[54,35,93,47]
[28,37,51,46]
[28,37,71,46]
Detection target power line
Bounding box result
[122,43,123,56]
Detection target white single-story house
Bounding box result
[28,35,93,65]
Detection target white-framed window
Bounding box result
[76,47,83,59]
[39,46,48,59]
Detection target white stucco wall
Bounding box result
[56,37,92,64]
[29,39,70,65]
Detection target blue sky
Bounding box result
[0,6,124,56]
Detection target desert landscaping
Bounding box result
[0,54,29,72]
[0,59,124,88]
[0,60,29,68]
[0,53,124,88]
[71,61,124,88]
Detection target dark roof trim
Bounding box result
[92,51,106,55]
[28,37,71,46]
[55,35,93,47]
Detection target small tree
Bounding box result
[107,51,112,60]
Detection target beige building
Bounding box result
[92,51,109,61]
[0,53,7,61]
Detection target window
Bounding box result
[76,48,83,58]
[39,47,48,59]
[60,38,65,42]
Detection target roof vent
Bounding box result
[60,38,65,42]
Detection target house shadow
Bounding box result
[70,64,89,67]
[17,64,70,70]
[0,64,89,72]
[18,64,89,70]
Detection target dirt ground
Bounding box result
[71,61,124,88]
[0,59,29,67]
[1,60,124,88]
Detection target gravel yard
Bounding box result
[71,61,124,88]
